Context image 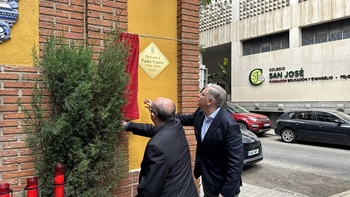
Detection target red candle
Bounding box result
[26,177,38,197]
[0,183,10,197]
[54,175,64,184]
[54,163,64,197]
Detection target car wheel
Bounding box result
[239,123,248,130]
[281,128,296,143]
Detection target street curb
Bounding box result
[329,190,350,197]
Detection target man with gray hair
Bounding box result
[176,84,244,197]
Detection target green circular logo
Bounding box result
[249,69,265,86]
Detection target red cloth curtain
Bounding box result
[120,32,139,120]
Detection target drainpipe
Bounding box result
[83,0,87,46]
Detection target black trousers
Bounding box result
[203,186,239,197]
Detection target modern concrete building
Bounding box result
[200,0,350,125]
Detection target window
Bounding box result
[287,112,297,119]
[316,112,329,122]
[251,41,260,54]
[271,34,282,51]
[260,37,271,52]
[314,24,327,43]
[329,21,342,41]
[316,112,339,123]
[296,111,313,120]
[343,18,350,39]
[242,31,289,56]
[302,27,314,46]
[243,40,252,55]
[302,18,350,46]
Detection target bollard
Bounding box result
[0,183,11,197]
[25,177,38,197]
[54,163,65,197]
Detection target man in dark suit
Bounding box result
[122,97,198,197]
[176,84,244,197]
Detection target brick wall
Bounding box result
[0,0,200,196]
[0,66,41,194]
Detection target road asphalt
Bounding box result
[240,182,350,197]
[239,129,350,197]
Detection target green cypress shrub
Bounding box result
[22,29,129,196]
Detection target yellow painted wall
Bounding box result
[0,0,39,66]
[128,0,178,169]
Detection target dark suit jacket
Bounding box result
[177,108,243,197]
[126,119,198,197]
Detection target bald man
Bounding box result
[122,97,198,197]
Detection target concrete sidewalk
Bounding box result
[240,183,350,197]
[240,183,308,197]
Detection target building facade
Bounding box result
[200,0,350,125]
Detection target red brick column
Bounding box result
[177,0,200,113]
[177,0,201,191]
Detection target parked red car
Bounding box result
[227,105,271,135]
